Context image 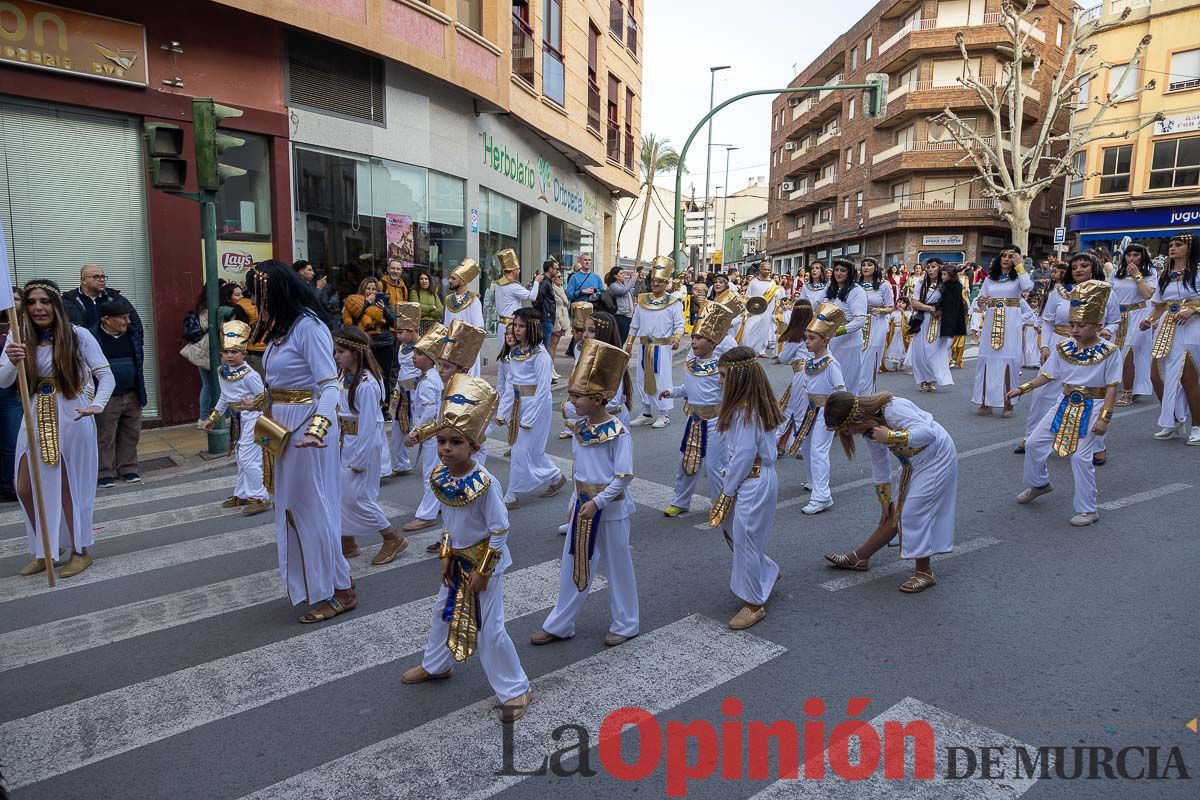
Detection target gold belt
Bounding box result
[499,315,514,325]
[862,315,872,352]
[1151,299,1200,359]
[791,361,806,373]
[512,383,538,397]
[574,479,625,502]
[1052,388,1106,458]
[983,297,1020,350]
[639,336,673,345]
[748,456,763,478]
[981,297,1021,307]
[1116,301,1147,349]
[1061,384,1107,400]
[338,416,359,436]
[1120,301,1147,312]
[268,388,314,404]
[34,376,60,467]
[398,378,417,391]
[444,537,494,662]
[684,402,719,420]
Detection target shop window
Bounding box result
[543,0,565,106]
[287,32,384,125]
[1069,151,1086,198]
[1149,136,1200,190]
[216,134,272,242]
[1099,144,1132,194]
[479,188,520,332]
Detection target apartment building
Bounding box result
[1066,0,1200,255]
[767,0,1074,272]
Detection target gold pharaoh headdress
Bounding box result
[393,301,420,331]
[570,301,593,330]
[415,322,450,362]
[1068,279,1112,325]
[650,256,675,283]
[693,301,735,343]
[807,301,847,339]
[220,320,250,352]
[496,249,520,275]
[568,339,630,400]
[436,374,499,445]
[441,320,485,370]
[450,258,480,286]
[722,292,747,318]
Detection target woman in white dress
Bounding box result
[821,390,957,593]
[1141,232,1200,445]
[857,257,895,395]
[973,249,1034,416]
[908,259,954,392]
[1,279,113,579]
[495,307,566,509]
[245,261,355,623]
[801,262,828,308]
[883,298,911,371]
[824,259,868,396]
[1109,243,1157,407]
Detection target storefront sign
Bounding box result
[832,247,843,256]
[469,208,478,233]
[201,240,275,282]
[922,234,964,246]
[1068,205,1200,232]
[1154,112,1200,137]
[480,129,598,225]
[0,1,148,86]
[981,235,1006,249]
[846,244,861,255]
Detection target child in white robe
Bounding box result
[883,300,910,372]
[442,259,485,376]
[204,321,271,516]
[389,302,422,476]
[401,323,448,531]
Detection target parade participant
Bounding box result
[532,340,639,647]
[558,302,593,439]
[401,323,449,532]
[442,259,484,376]
[908,259,953,392]
[1142,232,1200,444]
[823,259,868,396]
[332,327,408,564]
[883,297,911,372]
[566,311,634,428]
[661,302,736,518]
[2,279,112,578]
[492,249,540,356]
[776,300,814,397]
[202,321,270,517]
[242,261,354,623]
[949,263,973,368]
[388,302,421,477]
[822,389,958,592]
[402,375,532,722]
[1021,293,1043,369]
[781,303,847,515]
[858,257,895,394]
[710,273,739,306]
[717,293,747,355]
[1011,281,1120,526]
[801,262,828,307]
[738,262,784,357]
[973,248,1034,416]
[625,256,684,428]
[682,280,708,334]
[707,346,784,630]
[496,308,566,509]
[1109,243,1156,406]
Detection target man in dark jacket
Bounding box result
[63,264,143,333]
[533,259,558,352]
[91,296,147,487]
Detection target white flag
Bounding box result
[0,219,13,312]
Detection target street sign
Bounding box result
[1054,226,1066,244]
[469,208,478,234]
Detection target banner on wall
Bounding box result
[386,214,414,267]
[200,240,276,282]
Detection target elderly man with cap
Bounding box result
[90,295,146,487]
[443,259,484,376]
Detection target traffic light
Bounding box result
[193,98,247,191]
[143,122,187,190]
[864,72,890,119]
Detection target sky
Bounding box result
[641,0,878,200]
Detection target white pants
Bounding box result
[233,413,268,501]
[671,420,725,509]
[541,515,640,638]
[634,343,674,415]
[414,439,441,520]
[1156,344,1200,428]
[419,570,530,703]
[802,414,834,503]
[389,421,412,473]
[1023,405,1101,513]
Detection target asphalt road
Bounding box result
[1,353,1197,800]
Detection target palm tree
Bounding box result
[634,134,680,269]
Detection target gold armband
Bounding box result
[438,531,452,560]
[670,335,682,346]
[884,429,910,447]
[1017,382,1035,396]
[476,545,503,577]
[205,409,222,426]
[875,482,893,509]
[836,325,847,336]
[708,492,735,528]
[251,393,267,411]
[1099,408,1114,423]
[625,335,636,346]
[305,415,332,443]
[1014,263,1027,275]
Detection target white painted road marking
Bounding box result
[0,474,237,529]
[819,537,1002,592]
[0,560,602,789]
[1098,482,1190,511]
[748,696,1037,798]
[239,614,786,800]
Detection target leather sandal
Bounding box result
[499,690,532,722]
[299,592,358,624]
[825,550,868,571]
[402,665,453,684]
[403,517,438,532]
[529,629,566,645]
[19,558,46,577]
[540,474,567,498]
[900,572,936,593]
[728,604,766,630]
[372,534,409,565]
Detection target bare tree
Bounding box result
[932,0,1163,252]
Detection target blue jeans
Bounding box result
[540,318,555,354]
[197,367,214,419]
[0,384,22,493]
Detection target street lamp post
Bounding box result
[700,65,730,275]
[719,145,738,269]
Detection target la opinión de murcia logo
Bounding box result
[496,697,1192,797]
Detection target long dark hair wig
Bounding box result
[779,300,814,343]
[586,311,634,411]
[826,259,858,302]
[1116,243,1153,280]
[1160,232,1199,293]
[16,280,85,399]
[250,259,325,344]
[333,326,383,414]
[1064,252,1104,288]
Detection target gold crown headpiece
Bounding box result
[807,301,847,339]
[436,374,498,445]
[693,301,735,343]
[650,256,675,283]
[1067,280,1112,325]
[570,301,593,330]
[496,249,520,274]
[393,301,420,331]
[414,322,450,362]
[220,320,251,352]
[568,339,630,400]
[450,258,480,286]
[440,320,485,370]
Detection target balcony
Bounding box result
[607,124,620,164]
[790,96,818,121]
[511,16,535,87]
[812,220,833,234]
[878,77,1042,127]
[788,183,811,200]
[871,135,997,179]
[787,227,808,240]
[868,197,1001,219]
[814,172,839,190]
[875,14,1043,71]
[816,127,841,146]
[789,143,810,160]
[784,74,843,134]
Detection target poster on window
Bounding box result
[386,214,415,267]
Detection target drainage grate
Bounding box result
[140,456,179,473]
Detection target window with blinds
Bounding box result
[287,33,385,126]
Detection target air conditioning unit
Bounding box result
[784,141,798,151]
[782,181,796,191]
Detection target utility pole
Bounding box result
[719,145,738,265]
[700,65,730,274]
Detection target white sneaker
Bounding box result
[1188,426,1200,446]
[1070,512,1100,527]
[552,370,563,380]
[1151,424,1183,440]
[630,414,655,427]
[1016,484,1053,504]
[651,415,670,429]
[557,523,569,534]
[801,482,812,492]
[801,499,833,515]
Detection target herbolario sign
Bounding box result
[480,130,599,225]
[0,0,148,86]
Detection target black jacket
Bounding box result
[88,321,148,408]
[64,287,143,333]
[533,276,556,322]
[936,279,969,339]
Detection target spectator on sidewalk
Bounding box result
[63,264,142,333]
[409,268,443,332]
[0,286,21,502]
[549,270,569,377]
[91,296,146,487]
[564,253,601,358]
[604,266,636,342]
[533,259,559,357]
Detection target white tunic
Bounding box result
[865,397,957,559]
[1150,273,1200,429]
[667,353,726,509]
[973,271,1034,407]
[262,314,351,605]
[908,282,953,387]
[493,278,536,350]
[721,419,781,606]
[859,281,895,394]
[629,293,684,414]
[389,342,422,472]
[412,368,445,521]
[0,327,113,559]
[443,292,485,376]
[1108,270,1156,396]
[497,346,561,495]
[739,278,782,355]
[827,285,868,396]
[213,362,269,502]
[801,282,828,308]
[339,372,390,535]
[884,310,909,366]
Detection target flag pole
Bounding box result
[6,308,56,588]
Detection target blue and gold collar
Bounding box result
[574,417,625,446]
[510,346,538,361]
[429,464,491,507]
[805,354,833,376]
[445,291,477,312]
[220,363,251,381]
[1057,339,1114,366]
[687,356,719,376]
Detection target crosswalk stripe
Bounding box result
[0,528,444,673]
[0,559,602,789]
[747,696,1036,798]
[239,614,786,800]
[1098,482,1190,511]
[0,474,237,529]
[0,503,406,605]
[819,537,1002,592]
